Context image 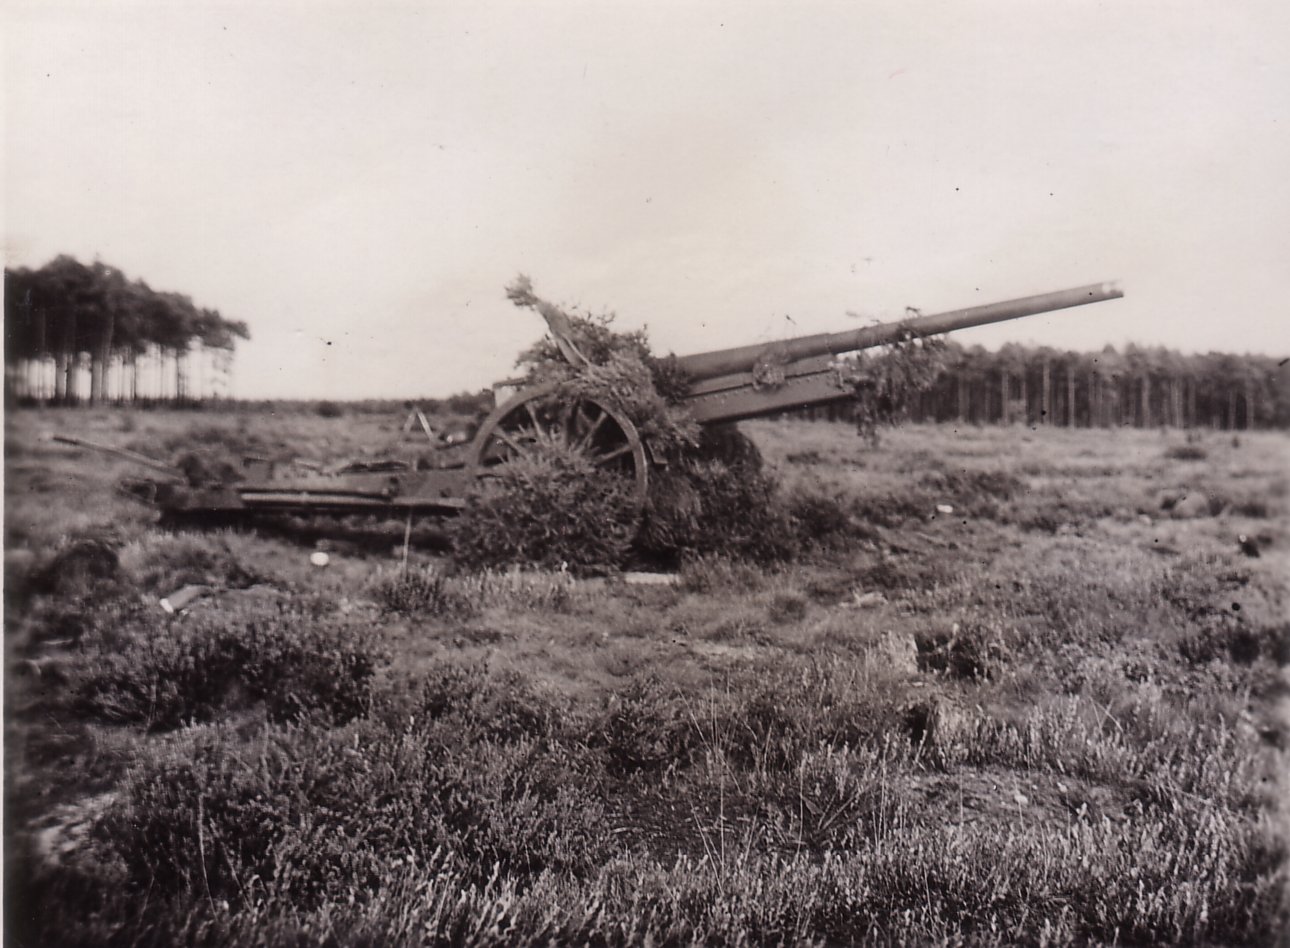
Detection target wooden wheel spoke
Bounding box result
[569,403,594,445]
[574,408,610,451]
[593,442,633,465]
[523,400,546,433]
[470,384,649,520]
[491,427,529,456]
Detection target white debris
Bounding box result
[310,551,331,568]
[623,571,678,586]
[935,504,955,515]
[160,584,212,614]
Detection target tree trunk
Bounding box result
[91,311,115,405]
[1000,369,1010,425]
[53,351,66,402]
[1227,390,1236,430]
[1041,359,1051,425]
[1066,368,1076,427]
[36,310,48,403]
[64,353,79,405]
[1140,374,1151,428]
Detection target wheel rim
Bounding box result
[468,383,649,509]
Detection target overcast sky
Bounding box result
[6,1,1289,399]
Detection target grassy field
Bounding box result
[5,406,1288,946]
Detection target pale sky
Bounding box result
[5,1,1289,399]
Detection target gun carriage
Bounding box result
[64,282,1124,526]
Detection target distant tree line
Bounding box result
[4,256,249,405]
[792,342,1289,430]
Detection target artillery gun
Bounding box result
[78,281,1124,526]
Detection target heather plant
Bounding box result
[397,661,576,744]
[639,458,800,563]
[107,715,610,906]
[785,488,866,550]
[448,566,577,613]
[9,410,1287,947]
[677,554,766,593]
[73,598,382,729]
[453,444,639,572]
[118,530,271,593]
[597,675,699,774]
[370,563,469,617]
[373,564,580,618]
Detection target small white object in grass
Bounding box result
[160,584,212,614]
[935,504,954,515]
[623,571,678,586]
[310,551,330,568]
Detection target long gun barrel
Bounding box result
[674,281,1123,382]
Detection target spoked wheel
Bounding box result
[468,383,649,511]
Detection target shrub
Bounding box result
[767,591,809,623]
[751,745,901,852]
[639,459,799,564]
[370,564,469,617]
[400,661,573,743]
[27,536,144,643]
[715,661,908,772]
[848,485,937,528]
[1166,443,1209,461]
[597,676,698,774]
[119,531,269,594]
[172,450,242,487]
[915,622,1009,681]
[74,600,383,729]
[315,400,344,418]
[108,718,609,906]
[453,444,638,573]
[31,537,124,599]
[787,489,868,549]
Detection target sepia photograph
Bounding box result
[5,1,1288,944]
